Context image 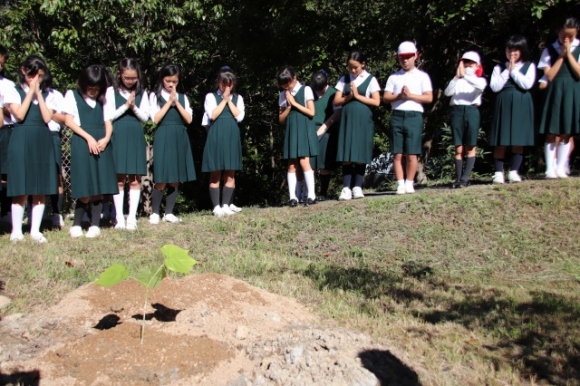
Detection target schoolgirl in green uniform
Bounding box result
[538,17,580,178]
[334,51,381,200]
[278,66,318,207]
[0,45,14,222]
[105,58,149,230]
[148,64,196,224]
[202,66,244,217]
[489,36,536,184]
[64,64,118,238]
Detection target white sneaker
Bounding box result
[492,172,505,184]
[70,226,84,238]
[126,217,137,230]
[556,168,568,179]
[114,217,126,230]
[352,187,365,199]
[396,185,406,195]
[405,181,415,194]
[30,232,47,243]
[229,204,242,213]
[52,214,64,228]
[545,170,557,179]
[221,205,235,216]
[149,213,160,224]
[162,213,181,223]
[9,233,24,242]
[338,187,352,201]
[85,226,101,238]
[508,171,522,183]
[213,206,225,217]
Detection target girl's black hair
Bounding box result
[310,69,329,93]
[115,57,142,93]
[347,50,367,66]
[562,17,580,30]
[19,55,51,91]
[215,66,237,94]
[277,66,295,87]
[155,64,181,100]
[506,35,530,63]
[76,64,109,103]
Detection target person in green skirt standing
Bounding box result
[334,51,381,200]
[148,64,196,224]
[202,66,244,217]
[0,45,15,224]
[538,17,580,179]
[489,36,536,184]
[3,55,58,242]
[278,66,318,207]
[64,64,118,238]
[310,69,341,201]
[105,58,150,230]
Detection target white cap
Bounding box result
[397,41,417,55]
[461,51,480,65]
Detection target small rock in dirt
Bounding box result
[1,313,23,322]
[285,346,303,364]
[0,295,11,309]
[110,304,124,313]
[235,325,249,340]
[266,312,281,322]
[227,375,250,386]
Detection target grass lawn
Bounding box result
[1,178,580,385]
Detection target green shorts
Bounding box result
[389,110,423,155]
[450,105,479,146]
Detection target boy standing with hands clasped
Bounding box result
[383,41,433,195]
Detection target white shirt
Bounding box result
[489,62,536,92]
[0,76,16,125]
[103,86,150,123]
[385,68,433,112]
[538,38,580,69]
[278,81,314,108]
[149,88,193,122]
[444,74,487,106]
[4,83,60,123]
[62,89,104,126]
[335,70,381,98]
[47,89,65,132]
[204,90,245,123]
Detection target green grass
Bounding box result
[2,179,580,385]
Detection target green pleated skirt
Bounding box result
[336,101,374,163]
[283,113,318,159]
[538,76,580,135]
[111,120,148,175]
[0,126,13,175]
[202,118,242,172]
[490,88,534,146]
[153,124,196,183]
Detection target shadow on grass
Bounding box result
[359,349,422,386]
[418,287,580,385]
[0,369,41,386]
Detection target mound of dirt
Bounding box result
[0,273,400,385]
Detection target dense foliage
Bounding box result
[1,0,578,207]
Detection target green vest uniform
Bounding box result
[70,90,118,199]
[282,86,319,159]
[7,87,57,196]
[336,75,375,163]
[313,86,338,170]
[0,125,13,175]
[539,46,580,135]
[490,62,535,146]
[202,92,243,172]
[111,89,147,175]
[152,94,196,183]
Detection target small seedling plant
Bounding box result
[94,244,197,344]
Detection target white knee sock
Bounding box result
[304,170,316,199]
[113,189,124,221]
[545,143,556,173]
[557,142,571,172]
[128,189,141,220]
[11,204,24,236]
[30,204,45,235]
[287,172,297,200]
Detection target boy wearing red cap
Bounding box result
[444,51,487,188]
[383,41,433,194]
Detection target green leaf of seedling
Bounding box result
[162,245,198,274]
[137,265,166,289]
[94,264,130,287]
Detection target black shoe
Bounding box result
[317,195,327,202]
[451,181,462,189]
[289,199,298,207]
[461,180,470,188]
[305,197,317,206]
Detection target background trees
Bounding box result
[1,0,579,207]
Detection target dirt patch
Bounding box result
[0,273,393,385]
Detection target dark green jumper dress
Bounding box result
[111,90,147,175]
[313,87,338,170]
[539,46,580,135]
[336,75,375,163]
[70,91,118,199]
[153,94,196,183]
[283,86,319,159]
[7,87,57,196]
[202,93,243,172]
[490,63,534,146]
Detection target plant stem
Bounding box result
[141,288,149,345]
